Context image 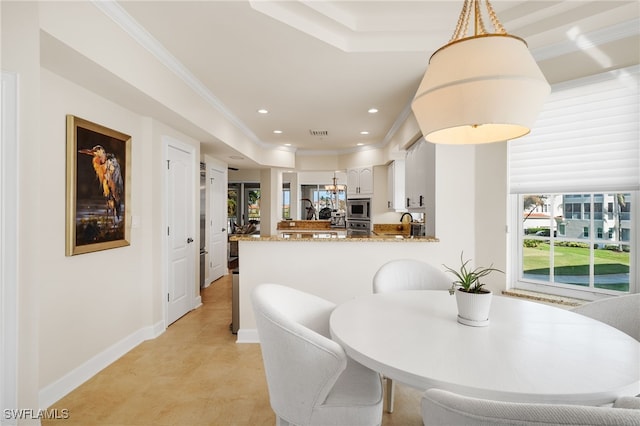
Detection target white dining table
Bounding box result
[329,290,640,406]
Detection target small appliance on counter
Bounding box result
[330,210,346,228]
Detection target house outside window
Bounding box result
[509,65,638,299]
[519,193,632,294]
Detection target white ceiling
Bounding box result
[43,1,640,168]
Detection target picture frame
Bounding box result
[65,115,131,256]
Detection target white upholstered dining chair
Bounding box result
[251,283,383,426]
[372,258,451,294]
[570,293,640,341]
[372,259,451,413]
[421,388,640,426]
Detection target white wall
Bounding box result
[36,70,202,408]
[39,69,150,391]
[238,239,450,341]
[475,143,508,293]
[228,168,261,182]
[1,1,41,416]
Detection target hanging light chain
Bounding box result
[449,0,471,43]
[474,0,488,35]
[484,0,507,34]
[449,0,508,43]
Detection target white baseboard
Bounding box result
[236,328,259,343]
[38,321,165,409]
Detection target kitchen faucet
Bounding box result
[400,212,413,223]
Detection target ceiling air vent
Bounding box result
[309,130,328,137]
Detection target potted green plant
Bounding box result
[443,252,503,327]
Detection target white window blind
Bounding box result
[509,65,639,194]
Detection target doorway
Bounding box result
[207,164,227,284]
[164,137,196,325]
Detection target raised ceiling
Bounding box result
[44,1,640,168]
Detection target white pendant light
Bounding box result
[411,0,551,144]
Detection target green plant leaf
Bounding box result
[443,251,503,293]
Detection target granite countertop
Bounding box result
[277,220,332,230]
[229,234,438,242]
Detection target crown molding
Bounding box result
[91,0,269,149]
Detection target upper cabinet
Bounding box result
[347,166,373,197]
[386,160,405,211]
[405,138,435,213]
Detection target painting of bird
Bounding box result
[78,144,123,223]
[66,115,131,256]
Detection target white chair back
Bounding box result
[252,283,383,426]
[571,293,640,341]
[373,259,450,293]
[421,389,640,426]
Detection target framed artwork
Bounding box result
[65,115,131,256]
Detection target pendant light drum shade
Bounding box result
[412,35,551,144]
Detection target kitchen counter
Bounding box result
[232,232,442,343]
[277,219,332,230]
[229,234,438,242]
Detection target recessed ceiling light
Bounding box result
[356,143,364,146]
[284,143,292,146]
[257,109,269,114]
[273,130,283,134]
[368,108,378,114]
[360,131,369,135]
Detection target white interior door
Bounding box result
[208,166,227,282]
[166,142,195,325]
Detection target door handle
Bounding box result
[221,228,226,232]
[187,238,194,243]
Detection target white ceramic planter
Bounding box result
[455,289,492,326]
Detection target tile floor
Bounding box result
[44,275,423,426]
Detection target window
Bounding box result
[510,66,638,298]
[282,183,291,219]
[227,182,260,232]
[519,193,632,293]
[300,184,346,219]
[565,202,581,219]
[583,202,590,220]
[594,202,603,220]
[246,188,261,221]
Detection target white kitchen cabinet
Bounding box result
[386,160,405,211]
[347,166,373,197]
[405,138,435,212]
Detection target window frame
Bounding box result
[510,191,637,300]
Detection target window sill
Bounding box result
[502,289,588,308]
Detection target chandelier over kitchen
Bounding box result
[324,174,346,195]
[411,0,550,144]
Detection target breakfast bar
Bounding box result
[230,233,441,342]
